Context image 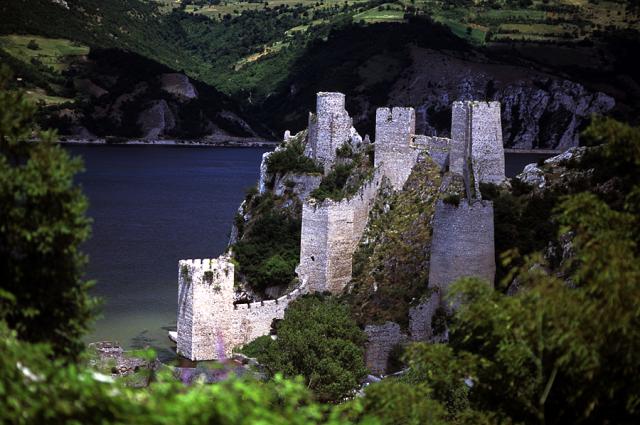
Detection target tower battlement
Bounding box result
[316,91,346,116]
[374,107,418,190]
[451,101,505,186]
[375,107,416,145]
[306,92,353,173]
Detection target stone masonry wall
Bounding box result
[408,293,441,342]
[450,101,471,176]
[177,257,304,360]
[413,135,450,170]
[469,101,505,184]
[364,322,406,375]
[306,92,353,173]
[451,101,505,185]
[298,169,384,294]
[374,107,419,190]
[428,199,496,295]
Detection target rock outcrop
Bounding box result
[137,99,176,140]
[389,47,614,150]
[389,47,615,149]
[47,49,269,141]
[159,73,198,101]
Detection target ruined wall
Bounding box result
[469,101,505,184]
[305,92,353,173]
[273,173,322,202]
[178,94,507,362]
[298,169,384,294]
[364,322,406,375]
[408,293,441,342]
[413,135,450,171]
[450,102,471,176]
[374,107,420,190]
[177,257,304,360]
[428,200,496,295]
[451,101,505,185]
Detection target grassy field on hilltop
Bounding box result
[0,35,91,105]
[0,35,89,72]
[1,0,638,127]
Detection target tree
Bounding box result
[0,67,95,361]
[0,320,365,425]
[27,39,40,50]
[241,294,368,402]
[394,118,640,424]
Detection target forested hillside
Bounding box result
[1,0,639,145]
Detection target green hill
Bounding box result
[1,0,639,142]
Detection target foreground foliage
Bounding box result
[242,294,368,402]
[0,68,94,361]
[1,321,376,425]
[393,118,640,424]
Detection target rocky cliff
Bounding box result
[43,49,269,141]
[257,21,625,151]
[388,47,614,150]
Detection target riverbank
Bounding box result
[58,136,278,148]
[504,148,562,154]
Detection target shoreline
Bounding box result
[56,139,561,153]
[504,148,561,154]
[56,136,278,148]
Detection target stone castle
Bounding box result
[175,92,504,367]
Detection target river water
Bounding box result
[68,145,550,361]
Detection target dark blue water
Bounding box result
[67,145,268,360]
[68,145,547,360]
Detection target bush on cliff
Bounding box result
[241,294,368,402]
[311,149,374,201]
[233,208,301,291]
[266,136,322,175]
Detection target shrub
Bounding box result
[442,193,461,207]
[233,210,301,291]
[241,294,368,402]
[266,139,322,175]
[27,39,40,50]
[311,152,374,201]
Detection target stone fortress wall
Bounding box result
[298,169,384,294]
[374,107,419,190]
[305,92,353,174]
[177,257,304,360]
[426,100,503,299]
[428,200,496,297]
[451,101,505,186]
[176,92,505,362]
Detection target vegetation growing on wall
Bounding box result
[265,132,322,175]
[232,192,302,293]
[344,156,442,327]
[311,146,375,201]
